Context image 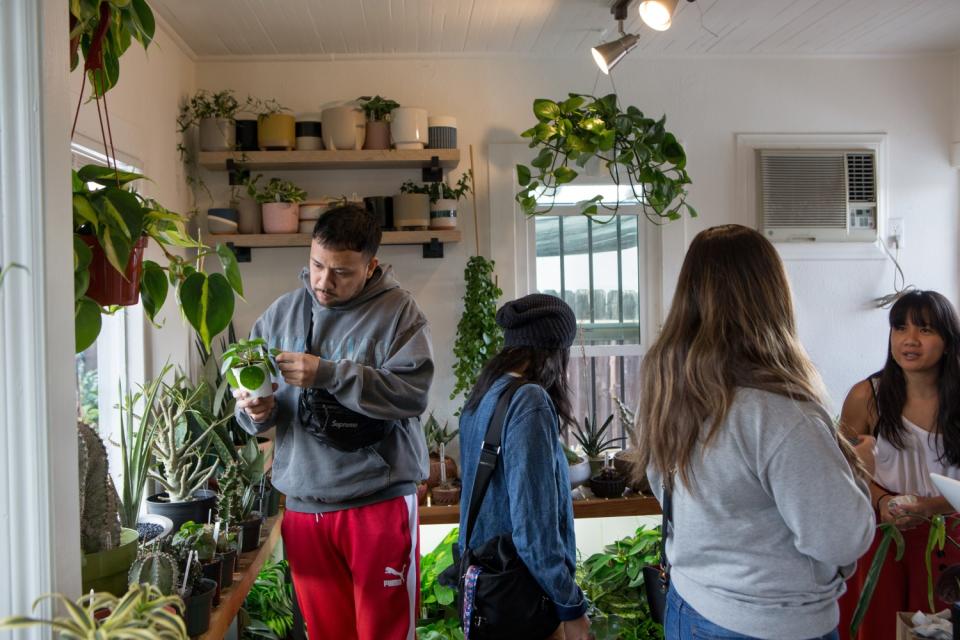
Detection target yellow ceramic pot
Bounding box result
[258,114,296,150]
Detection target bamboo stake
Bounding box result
[469,144,480,257]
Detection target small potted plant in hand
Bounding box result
[357,95,400,150]
[223,338,280,399]
[428,170,472,230]
[255,177,307,234]
[178,89,244,152]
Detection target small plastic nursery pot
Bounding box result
[182,577,217,637]
[238,515,264,553]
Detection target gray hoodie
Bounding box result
[648,388,874,639]
[235,265,433,513]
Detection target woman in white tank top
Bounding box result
[837,290,960,640]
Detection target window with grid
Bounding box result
[531,184,646,447]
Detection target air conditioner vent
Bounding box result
[760,154,846,229]
[846,153,876,202]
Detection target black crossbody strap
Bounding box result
[463,378,527,548]
[660,484,672,573]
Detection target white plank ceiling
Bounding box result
[150,0,960,58]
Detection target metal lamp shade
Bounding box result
[591,33,640,74]
[638,0,678,31]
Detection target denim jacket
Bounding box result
[457,375,587,621]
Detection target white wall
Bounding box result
[196,53,959,415]
[71,22,197,380]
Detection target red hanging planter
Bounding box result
[81,235,149,306]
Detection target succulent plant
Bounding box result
[129,549,180,596]
[172,521,216,562]
[77,421,122,554]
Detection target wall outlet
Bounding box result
[888,217,905,249]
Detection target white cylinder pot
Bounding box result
[231,364,273,399]
[199,118,235,152]
[429,198,458,229]
[393,193,430,229]
[262,202,300,234]
[390,107,429,150]
[321,106,365,150]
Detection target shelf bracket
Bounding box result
[422,238,444,259]
[226,242,251,263]
[422,156,443,183]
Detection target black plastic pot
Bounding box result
[183,578,217,637]
[235,119,258,151]
[238,516,264,553]
[364,196,394,230]
[220,548,237,588]
[146,490,217,535]
[201,555,223,607]
[589,473,626,499]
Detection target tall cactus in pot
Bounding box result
[77,421,122,553]
[148,379,226,503]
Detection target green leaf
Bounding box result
[239,366,266,390]
[216,243,244,297]
[72,194,100,228]
[131,0,156,45]
[140,260,168,323]
[532,99,560,122]
[553,166,578,185]
[850,525,898,636]
[179,272,236,351]
[75,296,102,352]
[685,203,698,218]
[560,95,585,112]
[520,166,539,190]
[530,148,555,170]
[77,164,143,187]
[580,117,605,133]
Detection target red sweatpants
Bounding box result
[282,495,420,640]
[839,520,960,640]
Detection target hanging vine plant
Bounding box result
[450,255,503,411]
[69,0,156,97]
[515,93,696,223]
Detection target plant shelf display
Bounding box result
[199,149,460,171]
[208,229,460,248]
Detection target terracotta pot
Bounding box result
[416,483,428,506]
[262,202,300,234]
[431,483,461,506]
[364,120,391,150]
[81,235,148,306]
[427,455,458,489]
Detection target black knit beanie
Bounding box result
[496,293,577,349]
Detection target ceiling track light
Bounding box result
[638,0,696,32]
[591,0,640,74]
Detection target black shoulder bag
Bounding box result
[454,379,561,640]
[297,302,390,452]
[642,483,672,624]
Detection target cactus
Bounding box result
[148,381,221,503]
[128,549,180,596]
[217,462,246,525]
[77,421,122,554]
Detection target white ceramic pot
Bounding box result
[230,364,273,399]
[199,118,235,152]
[321,106,365,151]
[429,198,458,229]
[568,459,591,489]
[393,193,430,228]
[390,107,429,150]
[261,202,300,234]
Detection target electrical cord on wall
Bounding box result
[873,233,916,308]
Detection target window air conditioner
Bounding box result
[759,149,878,242]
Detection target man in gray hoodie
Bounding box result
[234,204,433,640]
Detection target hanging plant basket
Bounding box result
[80,235,148,306]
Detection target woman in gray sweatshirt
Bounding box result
[637,225,875,640]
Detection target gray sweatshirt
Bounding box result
[648,388,874,640]
[236,265,433,513]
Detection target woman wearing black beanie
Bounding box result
[456,293,590,640]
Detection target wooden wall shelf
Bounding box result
[199,149,460,171]
[418,495,661,526]
[209,229,460,248]
[198,512,284,640]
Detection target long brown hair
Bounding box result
[637,224,837,490]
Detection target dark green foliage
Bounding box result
[242,560,294,640]
[417,528,462,640]
[450,256,503,411]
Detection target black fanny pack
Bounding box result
[298,388,391,452]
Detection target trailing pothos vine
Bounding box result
[516,93,695,224]
[450,256,503,412]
